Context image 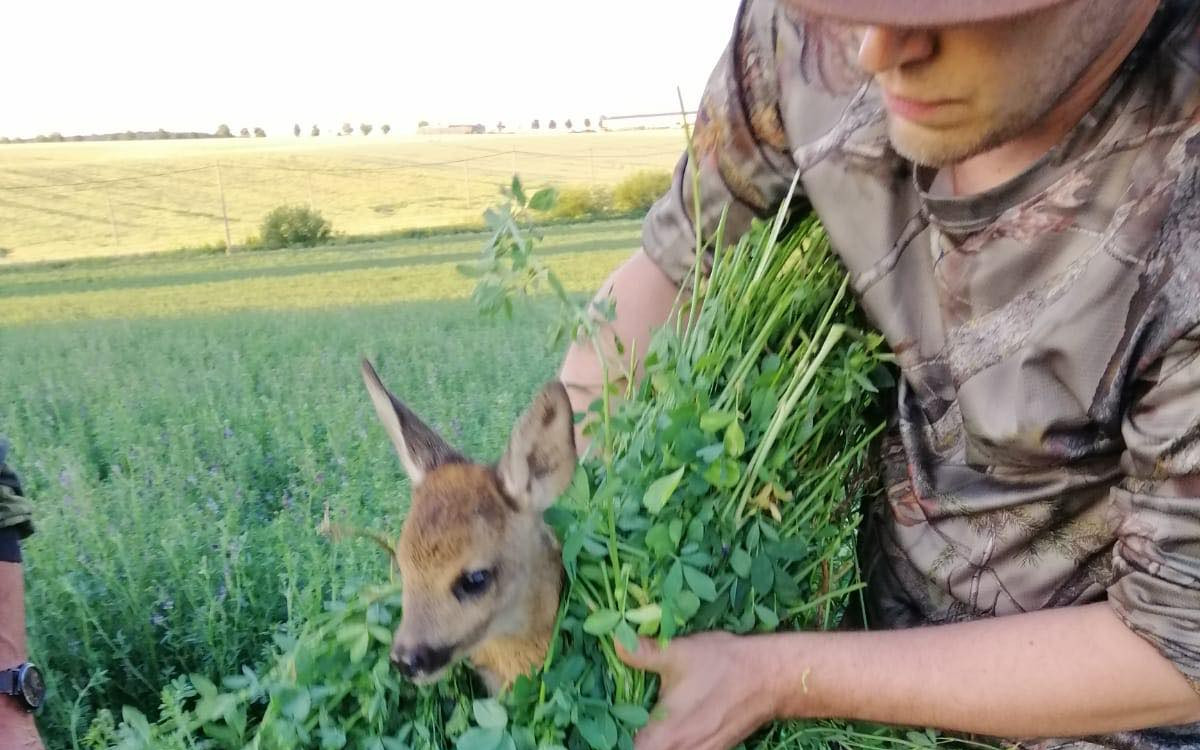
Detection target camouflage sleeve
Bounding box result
[641,0,803,286]
[0,440,33,538]
[1108,326,1200,690]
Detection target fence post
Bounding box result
[216,165,232,254]
[105,192,119,245]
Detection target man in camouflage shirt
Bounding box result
[560,0,1200,748]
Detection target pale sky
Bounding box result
[2,1,740,139]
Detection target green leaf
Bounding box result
[751,553,774,594]
[457,727,506,750]
[682,566,718,602]
[625,603,662,625]
[702,457,740,488]
[754,604,780,630]
[695,442,724,463]
[577,713,618,750]
[699,409,736,432]
[730,547,752,578]
[614,621,639,654]
[723,420,746,457]
[611,704,650,728]
[281,688,310,722]
[319,726,348,750]
[674,590,701,619]
[190,674,218,699]
[642,467,685,514]
[474,699,509,729]
[350,630,371,663]
[583,609,622,636]
[644,523,674,558]
[663,560,684,599]
[511,176,527,206]
[529,187,557,212]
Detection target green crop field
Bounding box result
[0,131,681,263]
[2,219,636,747]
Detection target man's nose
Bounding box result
[857,26,936,74]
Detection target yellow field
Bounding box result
[0,131,682,263]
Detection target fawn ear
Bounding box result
[361,359,462,486]
[497,381,577,514]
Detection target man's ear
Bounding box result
[496,381,576,514]
[361,359,462,485]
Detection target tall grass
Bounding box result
[6,300,564,748]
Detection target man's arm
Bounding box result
[0,450,43,749]
[619,603,1200,750]
[559,249,680,450]
[559,0,807,446]
[0,559,43,750]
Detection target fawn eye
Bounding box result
[453,568,494,600]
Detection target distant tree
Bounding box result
[531,119,540,130]
[294,123,301,137]
[565,119,573,130]
[156,128,169,140]
[0,138,10,144]
[381,124,391,135]
[48,132,64,142]
[418,120,429,128]
[584,118,591,128]
[311,124,320,137]
[240,127,251,138]
[254,127,266,138]
[495,121,505,133]
[341,122,354,135]
[360,123,373,136]
[216,123,233,138]
[548,120,557,130]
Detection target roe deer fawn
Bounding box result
[361,359,575,694]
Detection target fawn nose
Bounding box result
[392,643,452,678]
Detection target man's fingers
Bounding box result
[615,636,667,672]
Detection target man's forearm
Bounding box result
[559,249,679,448]
[0,559,43,749]
[761,602,1200,738]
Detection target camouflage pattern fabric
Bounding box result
[641,2,1200,747]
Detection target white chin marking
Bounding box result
[410,667,451,686]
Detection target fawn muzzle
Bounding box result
[391,642,454,680]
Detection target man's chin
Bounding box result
[887,119,987,168]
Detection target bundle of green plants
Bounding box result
[91,177,983,750]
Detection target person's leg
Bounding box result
[0,533,43,749]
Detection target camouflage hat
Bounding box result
[789,0,1073,27]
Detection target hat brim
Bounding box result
[788,0,1071,27]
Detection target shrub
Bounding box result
[612,170,672,215]
[257,205,333,249]
[543,185,612,220]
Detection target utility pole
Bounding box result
[216,165,232,254]
[105,192,119,245]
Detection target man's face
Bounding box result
[852,0,1127,166]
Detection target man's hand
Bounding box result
[616,604,1200,749]
[615,633,778,750]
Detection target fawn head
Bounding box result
[361,360,575,691]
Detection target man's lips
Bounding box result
[882,90,960,122]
